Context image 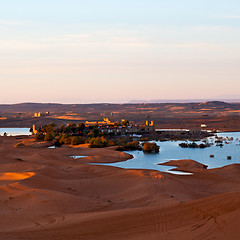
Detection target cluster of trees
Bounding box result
[58,135,85,145]
[116,141,142,151]
[34,123,57,142]
[88,137,114,148]
[34,123,86,145]
[179,142,210,148]
[33,123,160,153]
[34,123,127,148]
[143,142,160,153]
[116,141,160,153]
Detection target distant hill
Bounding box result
[129,99,240,104]
[0,101,236,113]
[0,101,238,113]
[197,101,231,107]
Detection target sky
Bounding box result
[1,0,240,103]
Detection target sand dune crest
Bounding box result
[0,172,35,181]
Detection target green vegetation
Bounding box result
[35,133,45,141]
[70,136,85,145]
[143,142,160,153]
[34,122,131,148]
[33,122,159,152]
[44,132,55,142]
[116,141,141,151]
[125,141,141,150]
[89,137,109,148]
[58,134,72,145]
[179,142,210,148]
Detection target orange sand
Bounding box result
[0,172,34,180]
[0,136,239,239]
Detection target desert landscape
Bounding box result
[0,135,239,240]
[2,1,240,239]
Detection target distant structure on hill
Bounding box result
[156,125,211,138]
[80,117,155,134]
[85,118,114,126]
[145,120,155,132]
[32,118,155,136]
[97,118,155,134]
[34,112,50,118]
[32,124,38,135]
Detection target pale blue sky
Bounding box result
[1,0,240,103]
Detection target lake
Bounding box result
[0,128,31,136]
[97,132,240,174]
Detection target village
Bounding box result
[31,111,213,152]
[33,110,212,137]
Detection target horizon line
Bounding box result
[1,98,240,105]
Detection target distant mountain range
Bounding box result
[129,99,240,103]
[0,100,239,113]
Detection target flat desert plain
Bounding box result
[0,136,240,240]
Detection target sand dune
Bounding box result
[0,136,239,239]
[159,159,208,173]
[0,172,35,181]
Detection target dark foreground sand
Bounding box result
[0,136,239,240]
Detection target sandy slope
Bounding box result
[0,136,239,240]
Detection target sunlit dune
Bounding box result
[51,116,85,120]
[169,106,185,110]
[0,172,35,180]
